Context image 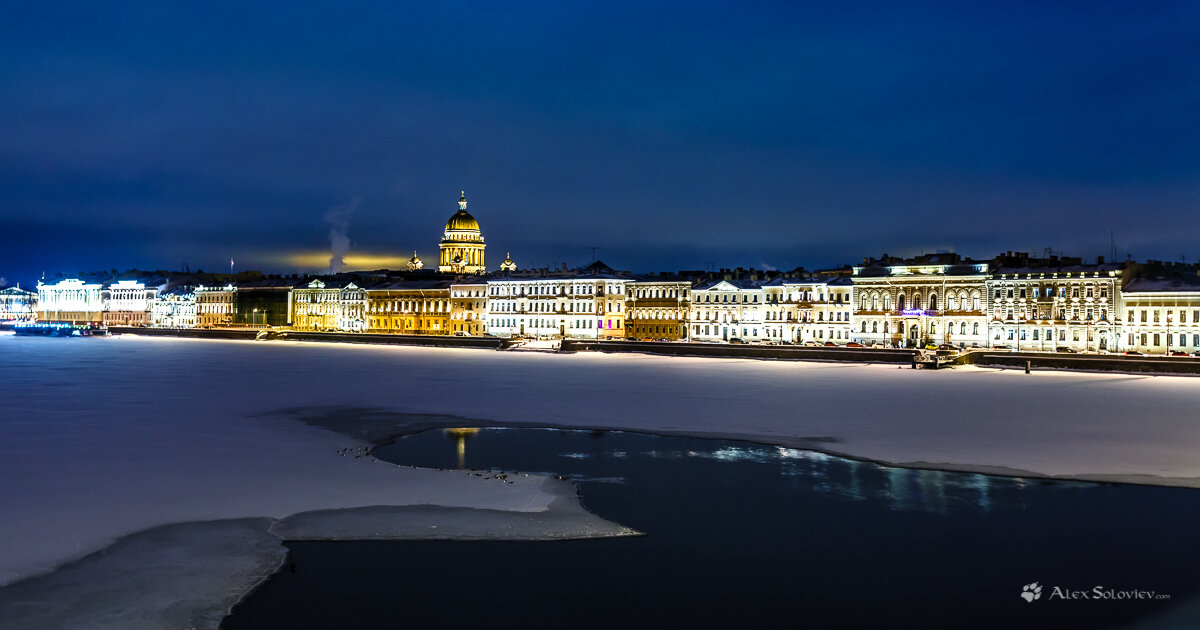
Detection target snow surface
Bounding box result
[2,334,1199,594]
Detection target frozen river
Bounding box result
[1,334,1198,627]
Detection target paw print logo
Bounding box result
[1021,582,1043,602]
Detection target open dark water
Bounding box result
[224,428,1200,629]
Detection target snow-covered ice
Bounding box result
[1,333,1198,623]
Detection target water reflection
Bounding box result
[412,428,1056,516]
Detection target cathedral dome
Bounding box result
[445,191,480,232]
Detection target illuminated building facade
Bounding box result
[37,278,104,324]
[486,265,627,339]
[1120,277,1200,354]
[626,278,691,340]
[195,284,236,327]
[102,280,159,327]
[852,254,989,348]
[689,279,764,342]
[0,286,37,320]
[365,280,452,334]
[809,277,854,344]
[151,289,197,328]
[986,255,1122,352]
[438,192,486,274]
[292,279,366,332]
[449,280,488,335]
[760,278,815,343]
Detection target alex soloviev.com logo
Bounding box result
[1021,582,1171,603]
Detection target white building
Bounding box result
[759,278,808,343]
[151,289,197,328]
[852,254,989,348]
[37,278,105,324]
[103,280,160,327]
[688,279,764,342]
[487,265,627,339]
[1120,275,1200,355]
[811,277,854,345]
[0,286,37,321]
[292,279,366,332]
[987,255,1123,352]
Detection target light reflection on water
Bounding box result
[417,427,1073,516]
[612,439,1019,513]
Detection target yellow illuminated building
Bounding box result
[449,280,488,335]
[626,278,692,340]
[365,280,452,334]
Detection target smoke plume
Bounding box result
[325,198,360,273]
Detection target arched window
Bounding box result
[973,323,979,334]
[861,322,867,332]
[913,295,921,310]
[897,294,905,311]
[872,294,880,310]
[929,293,938,310]
[872,322,878,333]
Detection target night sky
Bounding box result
[3,2,1199,285]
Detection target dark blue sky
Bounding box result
[2,1,1198,284]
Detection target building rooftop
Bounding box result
[1123,276,1200,293]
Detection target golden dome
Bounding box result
[445,191,480,232]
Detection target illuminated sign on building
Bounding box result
[901,308,928,316]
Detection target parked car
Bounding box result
[802,341,820,347]
[728,337,747,344]
[823,341,837,347]
[1055,346,1077,353]
[1123,350,1144,356]
[937,344,957,351]
[1169,350,1189,356]
[992,344,1012,350]
[845,342,864,347]
[924,344,939,351]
